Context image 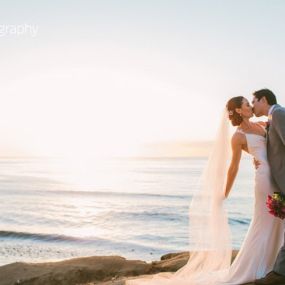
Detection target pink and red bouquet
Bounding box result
[266,192,285,219]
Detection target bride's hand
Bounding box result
[253,158,261,169]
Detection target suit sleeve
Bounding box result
[272,108,285,146]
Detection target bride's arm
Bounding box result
[224,134,242,198]
[256,121,267,127]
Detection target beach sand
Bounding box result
[0,250,254,285]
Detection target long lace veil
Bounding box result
[126,108,232,285]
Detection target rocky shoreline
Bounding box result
[0,250,254,285]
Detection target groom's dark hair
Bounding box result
[253,89,277,105]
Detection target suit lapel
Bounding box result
[266,104,280,142]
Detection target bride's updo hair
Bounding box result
[226,96,244,126]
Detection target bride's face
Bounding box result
[237,98,253,118]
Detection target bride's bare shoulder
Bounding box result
[231,131,244,145]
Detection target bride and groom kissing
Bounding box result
[224,88,285,285]
[126,89,285,285]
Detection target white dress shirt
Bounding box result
[268,104,277,121]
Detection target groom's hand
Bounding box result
[253,158,261,169]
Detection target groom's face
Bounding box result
[252,96,264,117]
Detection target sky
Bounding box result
[1,0,285,157]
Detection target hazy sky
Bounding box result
[1,0,285,157]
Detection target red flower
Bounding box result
[266,193,285,220]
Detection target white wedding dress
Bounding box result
[126,129,284,285]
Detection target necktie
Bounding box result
[266,121,270,131]
[265,120,270,143]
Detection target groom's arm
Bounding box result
[272,108,285,146]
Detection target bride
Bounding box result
[126,96,284,285]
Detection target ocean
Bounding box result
[0,156,255,266]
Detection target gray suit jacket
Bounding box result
[267,104,285,193]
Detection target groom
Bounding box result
[252,89,285,285]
